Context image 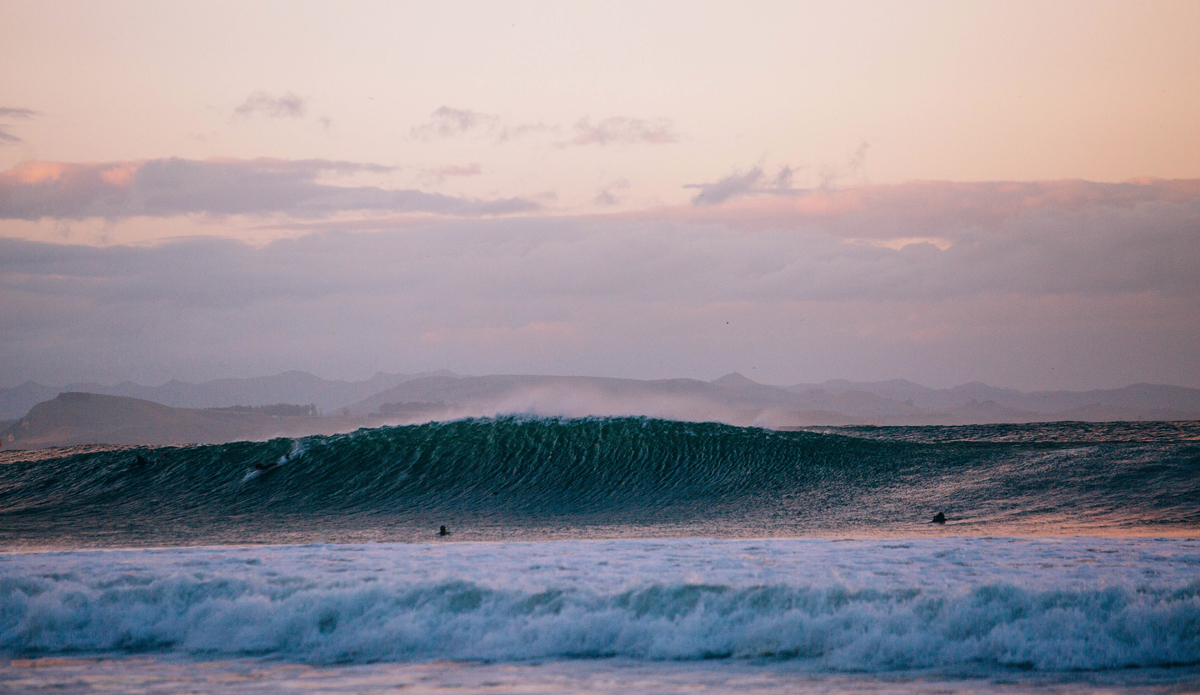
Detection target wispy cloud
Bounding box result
[686,144,872,205]
[410,107,678,148]
[0,107,38,145]
[410,107,498,139]
[685,165,797,206]
[0,158,539,220]
[594,178,630,206]
[409,106,555,143]
[555,117,678,148]
[556,117,681,148]
[233,91,308,119]
[818,141,870,190]
[420,163,483,184]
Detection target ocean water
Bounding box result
[1,417,1198,693]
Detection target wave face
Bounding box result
[3,538,1200,672]
[0,417,1198,547]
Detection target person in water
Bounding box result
[439,526,450,536]
[255,452,294,471]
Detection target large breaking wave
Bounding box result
[0,417,1198,546]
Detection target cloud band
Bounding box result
[0,158,539,220]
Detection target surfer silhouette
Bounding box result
[255,451,294,472]
[931,512,946,524]
[438,525,450,536]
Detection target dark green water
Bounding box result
[1,417,1197,549]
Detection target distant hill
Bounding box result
[0,392,388,449]
[4,374,1198,450]
[344,374,766,424]
[345,372,937,423]
[0,370,457,420]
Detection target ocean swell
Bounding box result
[0,417,1198,546]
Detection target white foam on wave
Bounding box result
[2,538,1199,671]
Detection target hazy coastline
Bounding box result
[5,371,1200,450]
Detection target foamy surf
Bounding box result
[3,537,1199,674]
[3,420,1199,692]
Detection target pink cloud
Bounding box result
[609,178,1200,238]
[233,91,307,119]
[0,158,537,220]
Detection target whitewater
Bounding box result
[2,417,1199,693]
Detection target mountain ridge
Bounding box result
[3,372,1199,449]
[343,373,1200,427]
[0,370,458,420]
[0,392,391,449]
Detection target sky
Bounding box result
[1,0,1198,390]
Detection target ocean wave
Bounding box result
[1,417,1198,546]
[4,569,1199,670]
